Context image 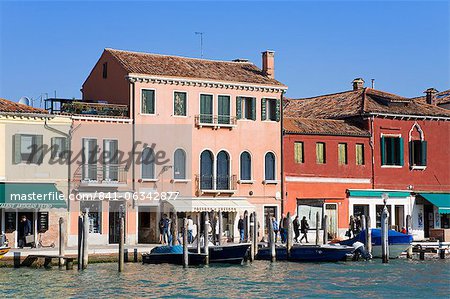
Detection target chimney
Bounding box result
[352,78,365,90]
[262,50,275,79]
[424,88,438,105]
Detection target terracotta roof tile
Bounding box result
[105,48,286,87]
[285,88,450,119]
[0,98,48,114]
[284,117,370,137]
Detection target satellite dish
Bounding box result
[18,96,30,106]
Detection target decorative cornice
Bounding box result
[126,74,287,93]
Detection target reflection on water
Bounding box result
[0,260,449,298]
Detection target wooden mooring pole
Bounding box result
[361,215,366,232]
[406,215,413,259]
[253,212,258,257]
[77,216,83,270]
[381,205,389,263]
[218,210,223,246]
[171,213,178,246]
[244,210,249,243]
[59,217,66,268]
[315,212,320,245]
[286,212,293,259]
[366,215,372,256]
[249,213,255,262]
[267,214,276,262]
[183,218,189,268]
[203,212,209,265]
[118,216,125,272]
[196,213,201,254]
[82,210,89,269]
[323,215,329,245]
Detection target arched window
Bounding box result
[409,123,427,167]
[216,151,230,190]
[174,149,186,179]
[142,147,155,179]
[240,151,251,180]
[200,150,213,189]
[265,152,276,181]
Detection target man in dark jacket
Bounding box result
[19,215,32,248]
[293,216,300,243]
[238,215,244,242]
[300,216,309,243]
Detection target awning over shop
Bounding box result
[348,190,410,198]
[165,199,255,213]
[418,193,450,214]
[0,182,66,209]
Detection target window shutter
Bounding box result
[399,137,404,166]
[380,137,386,165]
[236,97,242,119]
[13,134,21,164]
[261,99,266,120]
[35,135,44,164]
[421,140,427,166]
[251,98,256,120]
[276,99,281,122]
[408,141,413,166]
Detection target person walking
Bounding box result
[162,214,170,245]
[19,215,32,248]
[272,217,279,243]
[300,216,309,243]
[280,214,289,244]
[187,216,194,244]
[293,216,300,243]
[238,215,245,243]
[158,216,165,244]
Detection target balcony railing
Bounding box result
[194,114,237,128]
[74,164,128,186]
[195,174,237,194]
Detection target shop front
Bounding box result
[417,192,450,241]
[0,182,66,248]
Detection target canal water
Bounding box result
[1,259,449,298]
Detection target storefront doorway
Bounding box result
[325,204,338,239]
[109,201,125,244]
[17,211,34,247]
[138,206,157,244]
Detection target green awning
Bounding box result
[348,190,411,198]
[0,182,66,209]
[419,193,450,214]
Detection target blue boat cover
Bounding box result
[340,229,412,246]
[151,245,183,254]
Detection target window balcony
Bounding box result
[74,164,128,187]
[194,114,237,129]
[195,174,237,195]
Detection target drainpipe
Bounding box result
[131,80,136,209]
[370,116,375,189]
[280,91,285,215]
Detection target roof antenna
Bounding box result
[371,79,375,89]
[195,32,204,58]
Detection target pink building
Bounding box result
[79,48,287,243]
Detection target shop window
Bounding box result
[80,201,102,233]
[297,200,323,230]
[376,205,392,228]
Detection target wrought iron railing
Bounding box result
[74,164,127,184]
[195,174,237,192]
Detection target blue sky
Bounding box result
[0,1,448,105]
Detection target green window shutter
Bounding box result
[399,137,404,166]
[13,134,21,164]
[276,99,281,122]
[236,97,242,119]
[408,141,413,166]
[251,98,256,120]
[261,98,267,120]
[294,142,303,163]
[380,137,386,165]
[421,140,427,166]
[35,135,44,164]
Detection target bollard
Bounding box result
[59,217,66,268]
[315,212,320,245]
[218,210,223,246]
[253,212,258,257]
[381,206,389,263]
[203,212,209,265]
[134,248,138,263]
[420,250,425,260]
[183,218,188,268]
[13,252,21,268]
[77,216,83,270]
[361,215,366,232]
[286,212,293,259]
[367,215,372,255]
[118,217,124,272]
[267,214,276,262]
[439,242,445,259]
[323,215,329,245]
[124,248,129,263]
[406,215,413,258]
[82,211,89,269]
[196,213,201,254]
